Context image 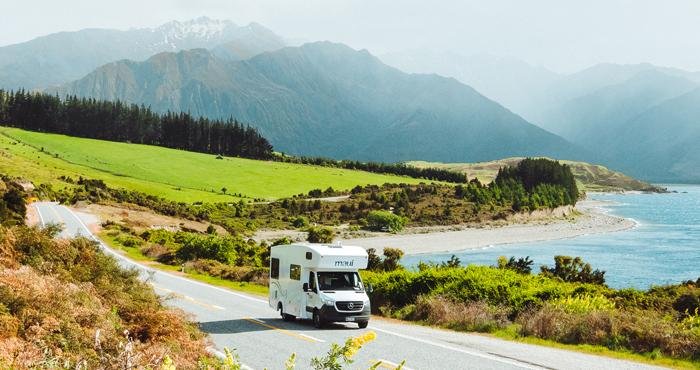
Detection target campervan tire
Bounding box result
[313,310,325,328]
[279,304,295,321]
[358,321,369,329]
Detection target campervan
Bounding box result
[269,243,371,328]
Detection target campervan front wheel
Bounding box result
[358,321,369,329]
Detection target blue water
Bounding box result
[402,184,700,289]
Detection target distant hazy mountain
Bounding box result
[0,17,285,90]
[211,23,285,61]
[56,42,586,163]
[533,65,700,181]
[398,55,700,182]
[538,69,697,139]
[602,88,700,182]
[380,51,561,122]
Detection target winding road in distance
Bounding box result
[33,202,663,370]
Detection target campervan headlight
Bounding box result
[321,297,335,306]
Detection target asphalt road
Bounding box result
[33,202,664,370]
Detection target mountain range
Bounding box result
[382,52,700,182]
[0,17,285,90]
[3,19,700,182]
[53,42,587,163]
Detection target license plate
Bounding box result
[345,317,355,322]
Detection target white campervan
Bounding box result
[269,243,372,328]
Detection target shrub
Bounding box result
[140,243,175,263]
[540,255,606,285]
[413,295,510,332]
[292,216,309,228]
[382,248,404,272]
[674,293,700,316]
[186,259,268,285]
[115,233,143,248]
[518,306,700,358]
[307,226,334,243]
[366,248,382,271]
[175,234,238,265]
[364,210,408,232]
[362,265,608,315]
[497,256,533,274]
[551,295,616,314]
[441,255,461,268]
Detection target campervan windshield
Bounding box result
[317,271,364,291]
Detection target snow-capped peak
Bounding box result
[156,17,237,41]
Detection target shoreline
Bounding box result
[335,200,636,255]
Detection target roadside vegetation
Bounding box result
[0,184,218,368]
[362,253,700,365]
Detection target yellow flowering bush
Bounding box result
[311,331,378,370]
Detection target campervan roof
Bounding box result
[289,243,367,257]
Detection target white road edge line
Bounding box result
[369,326,544,370]
[34,203,46,227]
[56,204,267,306]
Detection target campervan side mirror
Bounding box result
[302,282,309,292]
[367,283,374,293]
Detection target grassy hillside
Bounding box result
[408,158,664,192]
[0,127,426,202]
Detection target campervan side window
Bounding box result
[290,264,301,280]
[270,258,280,279]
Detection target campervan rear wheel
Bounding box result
[313,310,324,328]
[279,304,295,321]
[358,321,369,329]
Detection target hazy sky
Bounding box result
[2,0,700,73]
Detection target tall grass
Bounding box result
[0,226,213,368]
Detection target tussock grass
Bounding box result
[0,226,213,368]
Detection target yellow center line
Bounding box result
[370,359,413,370]
[243,317,324,343]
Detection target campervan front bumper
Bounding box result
[318,303,371,323]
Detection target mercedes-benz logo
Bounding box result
[347,302,355,309]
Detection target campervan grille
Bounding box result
[335,301,364,311]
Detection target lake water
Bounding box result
[402,184,700,289]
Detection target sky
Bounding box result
[2,0,700,73]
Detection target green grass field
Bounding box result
[0,127,426,202]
